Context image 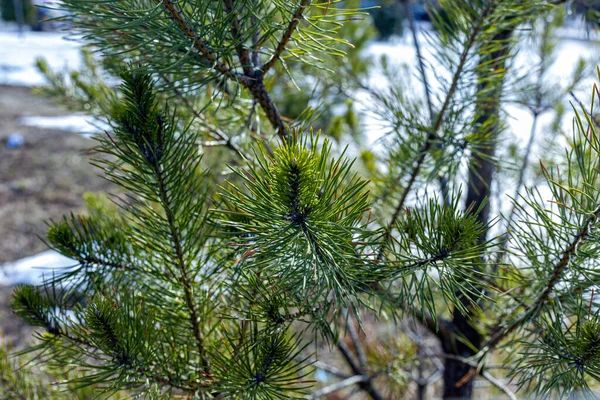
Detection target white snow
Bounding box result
[359,31,599,147]
[0,250,75,286]
[0,31,82,86]
[18,114,108,137]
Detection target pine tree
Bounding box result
[4,0,600,399]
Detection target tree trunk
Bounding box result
[442,28,514,399]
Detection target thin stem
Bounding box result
[346,313,367,369]
[404,0,450,204]
[508,114,540,226]
[405,0,433,121]
[312,360,351,379]
[497,16,551,264]
[412,352,517,399]
[336,340,384,400]
[161,0,288,140]
[480,371,517,400]
[153,163,211,374]
[262,0,311,74]
[495,112,539,262]
[377,0,495,260]
[482,203,600,354]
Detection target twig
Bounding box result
[481,370,518,400]
[162,75,250,160]
[405,0,433,121]
[309,375,368,399]
[161,0,288,140]
[312,360,351,379]
[496,16,551,265]
[336,340,384,400]
[262,0,311,74]
[405,0,451,205]
[413,352,517,399]
[346,313,367,369]
[481,203,600,354]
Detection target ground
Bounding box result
[0,85,112,346]
[0,85,111,264]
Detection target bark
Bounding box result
[442,28,514,399]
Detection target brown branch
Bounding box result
[481,204,600,354]
[161,0,288,140]
[245,79,288,140]
[262,0,311,74]
[336,340,384,400]
[162,0,240,82]
[223,0,253,76]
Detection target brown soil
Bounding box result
[0,85,112,264]
[0,85,113,346]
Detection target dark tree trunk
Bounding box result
[442,28,514,399]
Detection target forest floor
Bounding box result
[0,85,112,346]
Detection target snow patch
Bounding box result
[0,31,82,86]
[18,114,108,136]
[0,250,76,286]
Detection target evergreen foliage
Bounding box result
[4,0,600,399]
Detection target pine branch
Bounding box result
[223,0,253,76]
[63,330,209,391]
[482,203,600,354]
[161,0,240,82]
[262,0,311,74]
[162,74,250,159]
[377,0,495,260]
[161,0,288,140]
[153,162,211,374]
[57,231,135,273]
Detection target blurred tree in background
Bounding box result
[0,0,35,25]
